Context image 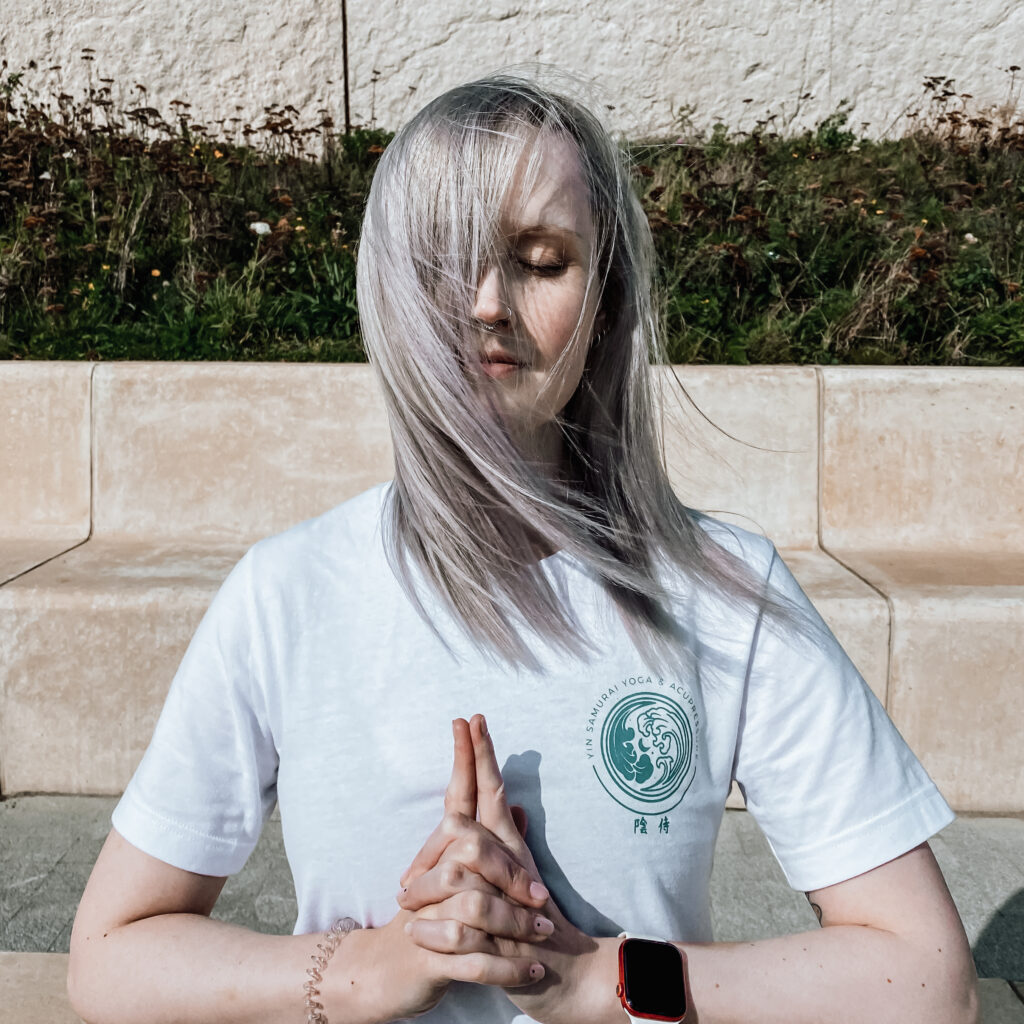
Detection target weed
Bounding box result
[1,60,1022,364]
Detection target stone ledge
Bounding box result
[2,364,1022,807]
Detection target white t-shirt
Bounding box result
[112,480,954,1024]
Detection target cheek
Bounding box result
[522,277,591,361]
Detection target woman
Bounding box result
[68,70,978,1023]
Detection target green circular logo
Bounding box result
[594,692,695,813]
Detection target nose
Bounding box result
[473,265,511,330]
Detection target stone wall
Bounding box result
[2,0,1022,138]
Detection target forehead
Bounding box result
[502,133,593,241]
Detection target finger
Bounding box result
[451,888,554,942]
[510,804,529,840]
[470,714,522,848]
[406,903,551,949]
[431,950,545,988]
[399,810,473,889]
[402,827,549,910]
[405,916,494,955]
[445,718,477,819]
[399,855,502,911]
[406,886,554,944]
[400,720,476,887]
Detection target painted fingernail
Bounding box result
[530,963,545,980]
[529,882,549,902]
[534,916,554,935]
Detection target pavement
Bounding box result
[1,797,1022,1020]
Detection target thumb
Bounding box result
[509,804,529,840]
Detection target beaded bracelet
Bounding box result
[303,916,361,1024]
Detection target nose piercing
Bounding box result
[481,305,514,332]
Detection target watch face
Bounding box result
[620,938,687,1020]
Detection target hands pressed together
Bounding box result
[375,714,610,1024]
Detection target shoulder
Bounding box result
[208,481,393,616]
[645,512,781,656]
[246,480,392,576]
[688,510,779,583]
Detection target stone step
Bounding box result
[2,798,1022,1022]
[2,798,1022,973]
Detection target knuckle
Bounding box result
[460,833,484,864]
[446,919,466,947]
[465,954,489,983]
[463,888,489,921]
[440,861,463,891]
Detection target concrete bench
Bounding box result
[0,363,1018,812]
[0,363,393,795]
[819,367,1024,812]
[0,364,91,585]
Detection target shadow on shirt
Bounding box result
[502,749,622,938]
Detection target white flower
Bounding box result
[38,171,52,180]
[62,150,74,159]
[964,232,979,245]
[249,221,271,236]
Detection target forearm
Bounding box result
[67,914,400,1024]
[681,925,977,1024]
[579,927,977,1024]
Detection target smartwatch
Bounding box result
[616,932,689,1023]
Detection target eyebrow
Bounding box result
[510,225,585,242]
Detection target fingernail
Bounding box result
[534,916,554,935]
[396,887,407,901]
[404,921,413,934]
[529,882,549,902]
[530,963,545,980]
[479,715,488,737]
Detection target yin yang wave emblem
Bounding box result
[594,692,696,814]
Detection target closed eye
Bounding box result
[517,257,567,277]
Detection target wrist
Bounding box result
[318,920,422,1024]
[575,936,628,1024]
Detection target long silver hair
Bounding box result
[356,67,830,680]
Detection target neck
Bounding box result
[515,420,566,485]
[512,422,569,563]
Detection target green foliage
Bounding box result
[635,78,1024,365]
[813,100,856,152]
[2,64,1023,365]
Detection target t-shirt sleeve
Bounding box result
[111,548,278,876]
[732,543,955,893]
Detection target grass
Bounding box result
[1,61,1022,365]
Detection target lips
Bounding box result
[479,359,523,379]
[481,347,524,366]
